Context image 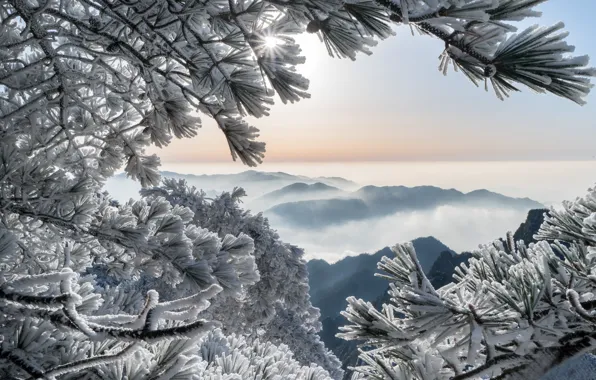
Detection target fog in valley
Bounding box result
[272,205,529,262]
[101,162,580,262]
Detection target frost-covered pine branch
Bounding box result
[141,178,344,378]
[0,181,339,378]
[0,190,263,378]
[339,185,596,379]
[368,0,596,104]
[0,170,339,378]
[1,0,594,378]
[0,267,221,378]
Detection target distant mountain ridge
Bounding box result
[250,182,346,210]
[161,170,358,193]
[104,170,358,202]
[260,182,342,199]
[268,185,544,228]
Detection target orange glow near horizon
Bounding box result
[148,110,592,164]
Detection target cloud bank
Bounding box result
[272,205,530,263]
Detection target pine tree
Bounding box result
[339,185,596,379]
[1,0,595,377]
[140,178,344,377]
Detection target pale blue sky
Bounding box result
[152,0,596,163]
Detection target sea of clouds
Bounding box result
[273,205,530,262]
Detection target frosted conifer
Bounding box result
[140,178,344,378]
[1,0,594,377]
[339,186,596,379]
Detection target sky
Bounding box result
[149,0,596,164]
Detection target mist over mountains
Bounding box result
[266,185,542,227]
[104,170,358,203]
[105,170,544,260]
[250,182,346,211]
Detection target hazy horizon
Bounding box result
[105,160,596,262]
[152,160,596,206]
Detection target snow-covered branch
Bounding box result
[339,187,596,379]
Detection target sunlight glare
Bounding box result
[264,36,280,48]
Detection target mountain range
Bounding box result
[250,182,346,211]
[104,170,359,203]
[157,170,359,196]
[267,185,543,228]
[105,170,542,214]
[104,170,546,267]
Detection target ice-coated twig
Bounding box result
[36,343,139,379]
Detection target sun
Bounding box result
[264,36,280,49]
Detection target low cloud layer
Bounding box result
[104,173,535,264]
[273,205,530,263]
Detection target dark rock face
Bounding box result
[513,208,549,244]
[427,250,474,290]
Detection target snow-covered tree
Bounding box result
[339,185,596,379]
[83,328,334,379]
[1,0,595,378]
[140,178,344,378]
[0,186,260,376]
[195,329,334,379]
[140,180,317,328]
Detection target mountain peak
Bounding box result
[412,236,445,244]
[255,182,345,211]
